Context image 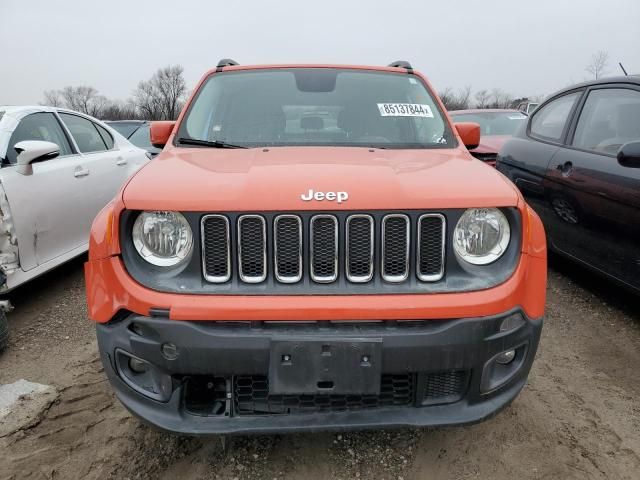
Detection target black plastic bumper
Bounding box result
[96,309,542,435]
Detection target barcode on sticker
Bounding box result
[377,103,433,117]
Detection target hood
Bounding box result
[122,146,519,211]
[471,135,511,154]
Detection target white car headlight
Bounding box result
[132,211,193,266]
[453,208,510,265]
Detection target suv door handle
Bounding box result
[116,157,127,166]
[556,161,573,176]
[74,168,90,178]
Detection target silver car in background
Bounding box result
[0,106,150,350]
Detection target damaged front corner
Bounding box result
[0,181,20,292]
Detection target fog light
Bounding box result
[115,349,173,402]
[129,357,149,373]
[496,349,516,365]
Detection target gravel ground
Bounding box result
[0,254,639,479]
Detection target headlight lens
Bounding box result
[453,208,510,265]
[132,211,193,266]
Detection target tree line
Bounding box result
[437,86,539,111]
[41,65,188,121]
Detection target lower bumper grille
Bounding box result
[234,374,414,415]
[422,370,469,406]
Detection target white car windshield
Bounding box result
[178,68,455,149]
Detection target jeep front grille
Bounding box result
[201,215,231,283]
[238,215,267,283]
[417,214,445,281]
[274,215,302,283]
[381,214,410,282]
[310,215,338,282]
[346,215,374,282]
[201,212,446,285]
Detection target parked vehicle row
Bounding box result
[1,60,638,439]
[0,106,150,350]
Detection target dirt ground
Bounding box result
[0,255,639,480]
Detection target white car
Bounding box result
[0,106,150,350]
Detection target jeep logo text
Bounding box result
[300,189,349,204]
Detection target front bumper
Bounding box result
[97,309,542,435]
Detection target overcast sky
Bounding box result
[2,0,639,105]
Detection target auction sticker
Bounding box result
[377,103,433,117]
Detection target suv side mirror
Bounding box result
[617,141,640,168]
[150,121,176,149]
[14,140,60,176]
[454,122,481,150]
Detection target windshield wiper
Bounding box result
[177,137,248,149]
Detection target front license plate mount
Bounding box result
[268,337,382,395]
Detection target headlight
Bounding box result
[453,208,510,265]
[132,211,193,266]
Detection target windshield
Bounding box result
[451,111,526,136]
[178,68,455,149]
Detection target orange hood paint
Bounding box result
[122,146,518,212]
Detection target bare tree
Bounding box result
[134,79,164,120]
[100,100,140,121]
[41,90,64,107]
[487,88,514,109]
[59,86,100,115]
[438,86,472,111]
[133,65,187,120]
[586,51,609,79]
[474,89,491,109]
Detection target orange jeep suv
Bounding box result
[85,60,547,434]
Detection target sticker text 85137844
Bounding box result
[377,103,434,118]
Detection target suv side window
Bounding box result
[95,123,115,149]
[572,88,640,155]
[58,113,107,153]
[529,92,580,142]
[6,112,73,164]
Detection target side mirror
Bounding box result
[150,121,176,149]
[14,140,60,176]
[617,141,640,168]
[454,122,481,150]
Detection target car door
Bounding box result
[57,113,132,236]
[543,85,640,289]
[0,111,87,270]
[498,90,583,227]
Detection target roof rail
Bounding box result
[216,58,239,72]
[388,60,413,72]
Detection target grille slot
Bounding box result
[417,214,446,281]
[346,215,374,282]
[274,215,302,283]
[381,214,410,282]
[310,215,338,283]
[201,215,231,283]
[234,374,414,415]
[238,215,267,283]
[422,370,468,406]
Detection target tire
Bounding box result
[0,309,8,353]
